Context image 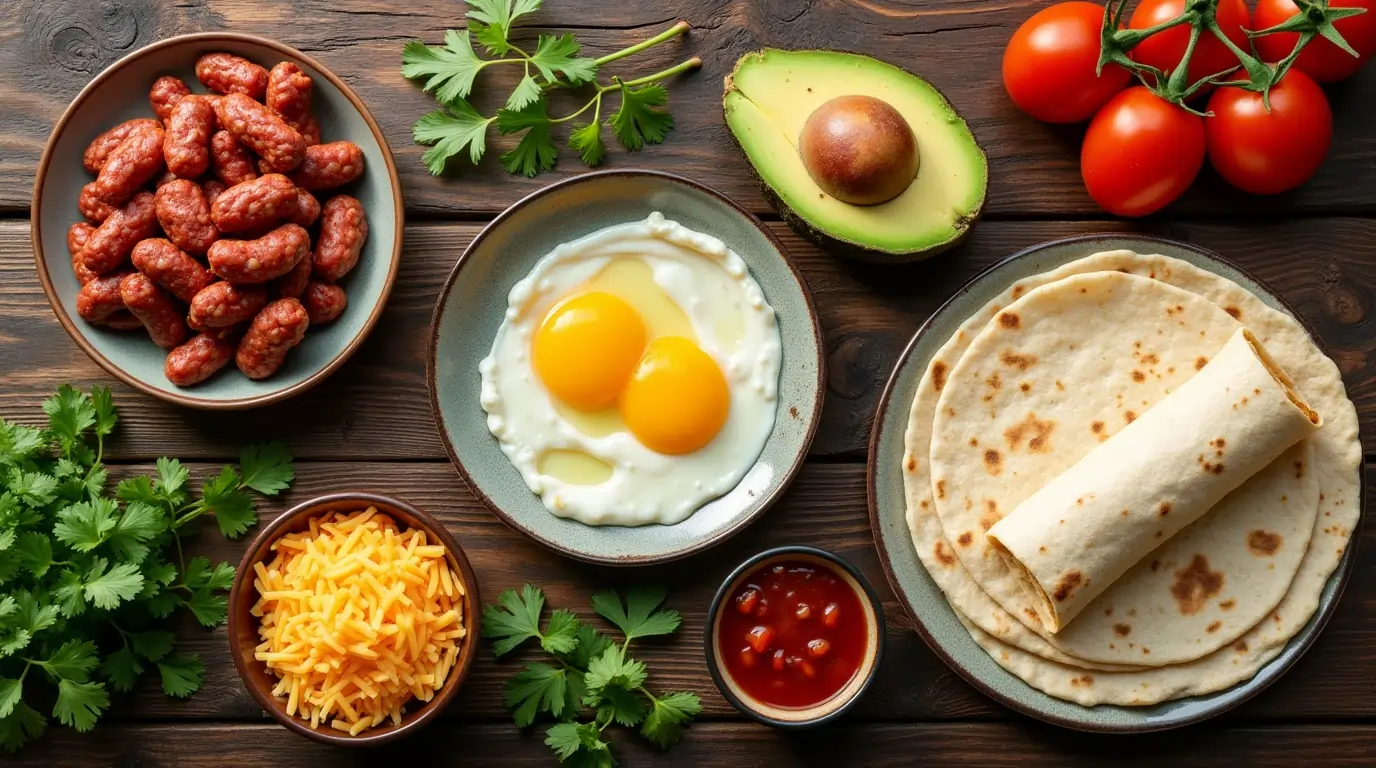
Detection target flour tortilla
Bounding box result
[982,325,1321,634]
[902,251,1361,698]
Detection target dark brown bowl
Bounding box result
[32,32,403,409]
[227,492,479,746]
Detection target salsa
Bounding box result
[717,559,868,708]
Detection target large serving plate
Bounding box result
[867,234,1363,732]
[428,170,824,565]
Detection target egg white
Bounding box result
[478,213,783,526]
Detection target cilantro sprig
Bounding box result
[402,0,701,176]
[483,584,701,765]
[0,386,294,753]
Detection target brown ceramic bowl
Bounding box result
[227,492,478,747]
[705,546,885,728]
[32,32,403,409]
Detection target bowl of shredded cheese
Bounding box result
[228,492,478,745]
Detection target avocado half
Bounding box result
[724,49,988,262]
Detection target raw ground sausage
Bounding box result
[273,252,312,299]
[235,298,309,379]
[313,195,366,281]
[76,272,131,323]
[288,188,320,228]
[155,179,219,255]
[210,130,258,187]
[287,141,364,191]
[149,76,192,122]
[131,238,214,303]
[208,223,310,283]
[195,53,269,100]
[165,331,238,386]
[302,281,347,324]
[210,174,299,233]
[188,282,269,329]
[266,62,317,143]
[202,179,227,208]
[78,183,115,223]
[215,93,306,173]
[92,125,166,205]
[120,272,188,349]
[81,191,158,275]
[83,118,160,174]
[163,95,215,179]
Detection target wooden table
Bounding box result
[2,0,1374,765]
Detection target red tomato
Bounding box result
[1004,2,1132,123]
[1081,87,1206,216]
[1130,0,1251,90]
[1254,0,1376,82]
[1204,70,1333,194]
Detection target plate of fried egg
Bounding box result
[427,170,825,564]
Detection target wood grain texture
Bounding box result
[3,219,1373,461]
[73,461,1376,725]
[13,722,1376,766]
[2,0,1375,216]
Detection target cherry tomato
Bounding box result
[1254,0,1376,82]
[1130,0,1251,91]
[1004,2,1132,123]
[1081,86,1206,216]
[1204,70,1333,194]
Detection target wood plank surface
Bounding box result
[59,461,1376,725]
[13,722,1376,766]
[3,219,1374,461]
[2,0,1375,217]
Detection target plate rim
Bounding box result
[29,31,405,410]
[425,168,826,565]
[865,233,1365,733]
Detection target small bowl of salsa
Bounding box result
[706,546,885,727]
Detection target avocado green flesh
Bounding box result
[726,49,988,256]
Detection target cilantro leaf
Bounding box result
[0,701,45,754]
[206,562,235,592]
[40,641,99,683]
[0,528,13,553]
[107,501,165,563]
[129,630,176,662]
[12,533,52,578]
[0,422,46,466]
[43,385,95,449]
[542,609,581,655]
[563,622,614,670]
[412,100,495,174]
[0,596,14,621]
[144,560,178,587]
[51,569,87,618]
[90,386,116,437]
[597,684,646,727]
[157,655,203,698]
[610,82,673,151]
[528,33,598,85]
[545,721,585,761]
[591,586,680,642]
[145,590,180,620]
[466,0,543,56]
[568,122,605,167]
[640,691,700,748]
[0,631,32,659]
[200,466,256,538]
[238,442,293,496]
[12,592,59,637]
[483,584,547,657]
[52,679,108,732]
[506,74,543,111]
[98,648,143,693]
[401,30,488,105]
[547,721,614,767]
[8,470,58,510]
[505,662,569,726]
[184,588,228,627]
[0,679,19,720]
[584,646,646,696]
[501,125,558,177]
[83,558,143,610]
[182,556,212,588]
[52,498,118,552]
[115,476,159,506]
[154,457,189,505]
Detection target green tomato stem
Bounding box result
[594,21,690,67]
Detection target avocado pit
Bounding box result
[799,95,919,206]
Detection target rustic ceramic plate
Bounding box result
[867,234,1363,732]
[32,32,402,409]
[427,170,824,565]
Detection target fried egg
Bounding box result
[479,213,782,526]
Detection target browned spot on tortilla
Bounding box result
[1248,530,1282,556]
[968,437,979,447]
[932,361,948,392]
[1024,607,1039,625]
[986,372,1002,391]
[980,512,998,532]
[1159,502,1172,517]
[934,540,955,566]
[1225,306,1241,319]
[936,480,946,500]
[1019,382,1031,393]
[1104,607,1113,616]
[1294,460,1305,478]
[1124,410,1137,424]
[1070,675,1094,688]
[1220,600,1235,610]
[1012,284,1025,298]
[1140,353,1159,365]
[1113,623,1131,637]
[1197,454,1225,475]
[1196,356,1209,370]
[1120,509,1129,517]
[946,407,956,417]
[1206,620,1222,633]
[1235,641,1248,653]
[964,498,972,511]
[1132,370,1146,383]
[1150,559,1161,572]
[957,532,973,547]
[1091,421,1104,435]
[1055,380,1064,391]
[1000,350,1037,370]
[985,500,997,514]
[906,456,917,472]
[1142,647,1151,655]
[1155,530,1163,538]
[984,449,1002,475]
[1004,412,1056,453]
[998,311,1020,329]
[1171,555,1224,615]
[1053,571,1084,603]
[1039,545,1046,553]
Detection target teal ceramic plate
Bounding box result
[32,33,402,409]
[427,171,825,564]
[867,234,1363,732]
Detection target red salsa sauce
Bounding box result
[717,559,868,709]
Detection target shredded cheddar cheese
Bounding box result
[250,507,466,736]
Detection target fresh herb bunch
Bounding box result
[483,584,702,766]
[402,0,701,176]
[0,385,294,753]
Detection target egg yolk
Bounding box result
[620,336,729,455]
[533,292,646,410]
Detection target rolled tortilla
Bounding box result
[986,328,1322,634]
